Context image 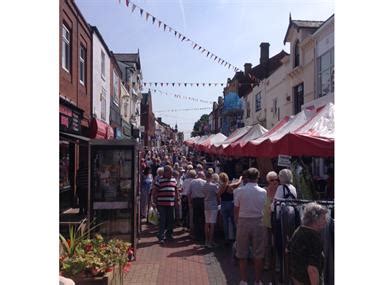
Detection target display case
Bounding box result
[90,139,139,250]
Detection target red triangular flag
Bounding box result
[166,83,169,86]
[201,49,206,54]
[202,83,205,86]
[158,21,162,28]
[193,44,197,49]
[163,24,167,31]
[146,12,150,21]
[160,83,163,86]
[131,4,136,12]
[126,0,129,6]
[214,56,217,61]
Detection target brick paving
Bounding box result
[124,222,277,285]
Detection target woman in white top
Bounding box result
[272,168,297,213]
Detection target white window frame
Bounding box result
[101,50,106,80]
[101,88,106,121]
[62,24,71,72]
[113,72,119,106]
[316,48,334,98]
[79,45,86,85]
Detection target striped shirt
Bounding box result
[155,177,177,207]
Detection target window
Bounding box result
[113,72,119,105]
[272,98,278,119]
[294,40,300,67]
[293,83,304,114]
[246,99,250,118]
[255,91,262,112]
[317,48,334,98]
[61,24,71,72]
[79,45,86,85]
[101,50,105,79]
[101,88,106,121]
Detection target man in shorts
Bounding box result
[234,168,267,285]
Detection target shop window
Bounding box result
[61,24,71,72]
[60,141,71,190]
[92,149,133,202]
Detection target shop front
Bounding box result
[60,100,90,231]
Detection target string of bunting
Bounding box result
[155,107,212,113]
[121,0,242,73]
[143,81,263,88]
[150,88,214,104]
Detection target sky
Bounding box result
[75,0,334,139]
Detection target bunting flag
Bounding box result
[143,81,242,87]
[121,1,242,73]
[155,107,212,113]
[150,88,214,104]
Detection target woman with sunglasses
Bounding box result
[263,171,279,270]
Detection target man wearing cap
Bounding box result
[234,168,267,285]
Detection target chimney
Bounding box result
[260,42,270,64]
[218,96,223,105]
[244,63,252,75]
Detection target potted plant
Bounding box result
[60,222,133,285]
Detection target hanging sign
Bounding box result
[277,154,291,168]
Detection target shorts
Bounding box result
[204,210,218,223]
[236,217,267,259]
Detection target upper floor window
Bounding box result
[61,24,71,72]
[79,45,86,85]
[317,48,334,98]
[272,98,280,120]
[113,72,119,106]
[246,99,250,118]
[255,91,262,112]
[101,50,105,79]
[293,83,304,115]
[294,40,300,67]
[101,88,106,121]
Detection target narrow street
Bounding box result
[124,222,275,285]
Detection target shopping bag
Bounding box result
[148,206,159,225]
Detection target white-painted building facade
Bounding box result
[91,27,111,124]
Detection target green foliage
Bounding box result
[191,114,209,137]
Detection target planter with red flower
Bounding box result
[60,224,133,285]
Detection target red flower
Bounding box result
[85,244,93,252]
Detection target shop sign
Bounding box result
[60,105,81,134]
[277,154,291,168]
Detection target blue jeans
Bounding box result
[220,200,236,241]
[157,206,175,240]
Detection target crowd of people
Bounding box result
[139,145,330,285]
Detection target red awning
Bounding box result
[90,118,113,139]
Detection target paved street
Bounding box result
[124,222,276,285]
